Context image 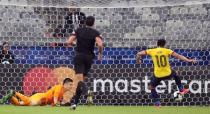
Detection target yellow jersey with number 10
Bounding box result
[146,47,174,78]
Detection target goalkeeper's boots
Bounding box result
[180,88,189,95]
[154,101,161,108]
[70,104,77,110]
[0,90,15,104]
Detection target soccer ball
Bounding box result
[173,91,183,101]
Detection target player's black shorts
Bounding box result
[74,52,94,76]
[150,70,177,87]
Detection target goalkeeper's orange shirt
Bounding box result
[146,47,174,78]
[44,84,64,104]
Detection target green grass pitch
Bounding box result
[0,105,210,114]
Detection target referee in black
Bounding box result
[67,16,103,110]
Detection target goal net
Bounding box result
[0,0,210,106]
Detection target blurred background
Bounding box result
[0,0,209,106]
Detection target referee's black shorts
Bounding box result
[74,52,94,76]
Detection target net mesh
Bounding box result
[1,0,210,8]
[0,0,210,106]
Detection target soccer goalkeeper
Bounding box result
[0,78,73,106]
[136,39,197,107]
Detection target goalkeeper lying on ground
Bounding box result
[0,78,73,106]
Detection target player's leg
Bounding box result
[150,76,161,107]
[10,96,20,106]
[70,54,93,110]
[0,90,15,104]
[83,58,93,105]
[29,93,47,106]
[70,53,86,109]
[15,92,31,106]
[71,74,88,109]
[171,70,189,95]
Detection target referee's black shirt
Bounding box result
[72,27,101,56]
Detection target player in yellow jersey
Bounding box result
[136,39,197,107]
[0,78,73,106]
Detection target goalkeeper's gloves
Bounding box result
[51,103,61,107]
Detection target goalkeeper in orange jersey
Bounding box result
[136,39,197,107]
[0,78,73,106]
